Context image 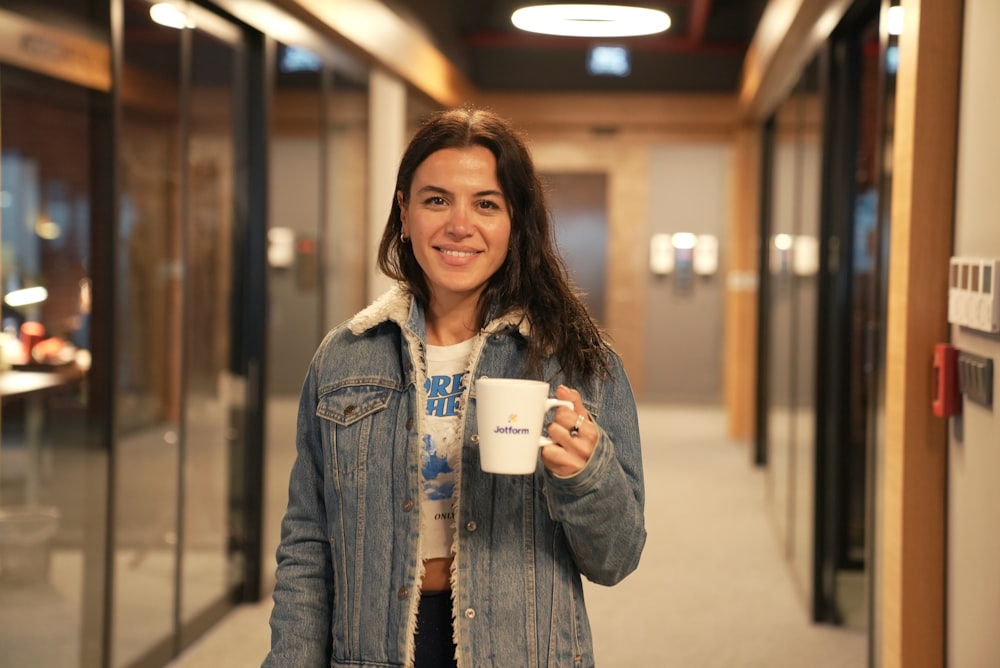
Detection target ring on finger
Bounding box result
[569,413,586,437]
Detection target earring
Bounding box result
[400,232,409,243]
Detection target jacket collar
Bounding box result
[348,284,532,338]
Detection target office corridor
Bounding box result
[171,404,866,668]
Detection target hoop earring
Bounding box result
[400,232,409,243]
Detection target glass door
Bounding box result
[115,1,248,664]
[178,8,245,645]
[814,1,893,636]
[760,58,823,602]
[114,2,184,661]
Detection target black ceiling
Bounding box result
[384,0,768,92]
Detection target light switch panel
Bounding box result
[958,351,994,409]
[948,257,1000,334]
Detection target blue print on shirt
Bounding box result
[421,434,454,500]
[424,373,465,418]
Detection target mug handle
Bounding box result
[538,399,575,446]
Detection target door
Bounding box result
[114,1,249,664]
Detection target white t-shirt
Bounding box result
[420,338,473,560]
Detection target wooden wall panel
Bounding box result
[880,1,962,666]
[724,125,761,440]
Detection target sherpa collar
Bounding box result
[347,284,531,338]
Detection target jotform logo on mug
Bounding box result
[495,413,529,435]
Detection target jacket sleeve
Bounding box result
[543,357,646,586]
[263,357,334,667]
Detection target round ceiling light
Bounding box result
[511,4,671,38]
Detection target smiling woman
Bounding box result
[264,107,646,668]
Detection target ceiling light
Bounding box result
[150,3,194,29]
[511,4,671,38]
[5,286,48,308]
[886,5,904,36]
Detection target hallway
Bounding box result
[171,404,866,667]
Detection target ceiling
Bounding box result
[383,0,768,93]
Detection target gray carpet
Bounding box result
[172,404,866,668]
[583,404,866,667]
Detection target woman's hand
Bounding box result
[541,384,596,477]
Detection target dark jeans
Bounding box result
[414,591,457,668]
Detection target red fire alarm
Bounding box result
[932,343,962,418]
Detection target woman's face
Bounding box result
[399,145,512,310]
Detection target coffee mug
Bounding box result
[475,378,574,474]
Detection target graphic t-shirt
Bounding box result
[421,338,473,560]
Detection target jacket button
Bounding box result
[470,434,479,444]
[464,608,476,619]
[466,521,477,532]
[406,417,414,430]
[397,586,408,600]
[402,499,415,512]
[344,405,356,416]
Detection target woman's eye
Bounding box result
[424,196,447,206]
[478,200,500,210]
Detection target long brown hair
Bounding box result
[377,107,612,386]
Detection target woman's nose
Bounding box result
[445,205,472,236]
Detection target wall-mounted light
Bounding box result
[671,232,697,250]
[650,233,673,274]
[693,235,718,276]
[511,4,671,38]
[268,227,296,268]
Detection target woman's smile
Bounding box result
[436,245,481,260]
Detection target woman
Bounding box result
[265,107,645,668]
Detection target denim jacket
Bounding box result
[265,287,645,668]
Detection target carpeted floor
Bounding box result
[171,404,866,668]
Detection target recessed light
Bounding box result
[511,4,671,38]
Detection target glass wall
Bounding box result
[0,15,406,662]
[761,57,823,604]
[114,3,184,663]
[758,0,897,651]
[261,32,371,595]
[0,2,113,663]
[179,7,244,647]
[0,61,111,667]
[114,1,249,664]
[266,36,370,392]
[0,0,383,663]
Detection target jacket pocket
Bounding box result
[317,383,393,479]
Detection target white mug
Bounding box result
[475,378,573,474]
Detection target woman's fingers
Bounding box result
[541,384,596,476]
